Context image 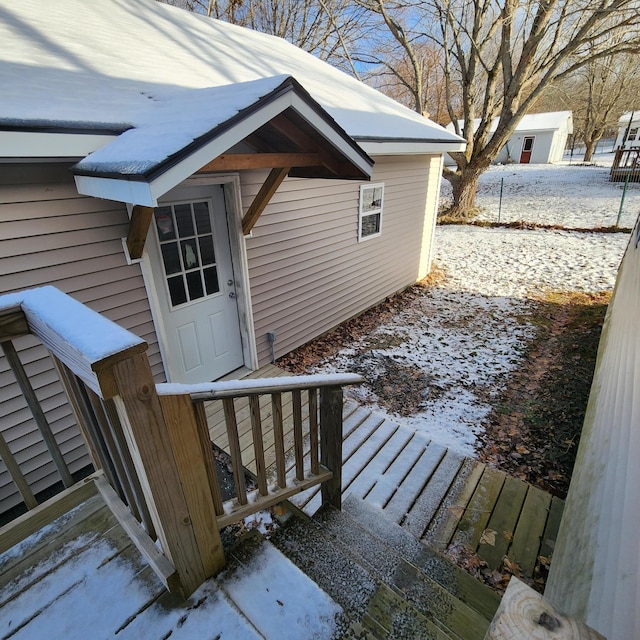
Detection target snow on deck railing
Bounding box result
[156,373,364,400]
[0,286,146,397]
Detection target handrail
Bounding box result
[156,372,364,399]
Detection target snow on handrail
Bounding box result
[156,373,364,400]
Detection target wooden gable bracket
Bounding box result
[241,167,290,235]
[126,205,154,260]
[199,153,321,172]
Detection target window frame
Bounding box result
[358,182,384,242]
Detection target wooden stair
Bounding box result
[271,495,501,639]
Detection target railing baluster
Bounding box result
[222,398,247,505]
[0,429,37,509]
[271,392,286,489]
[308,388,319,475]
[54,359,120,492]
[86,389,140,521]
[292,390,304,481]
[249,395,268,496]
[193,401,224,517]
[101,398,156,539]
[3,342,74,487]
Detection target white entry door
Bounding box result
[147,184,244,383]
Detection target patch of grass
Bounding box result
[478,290,611,498]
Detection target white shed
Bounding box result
[447,111,573,165]
[614,110,640,149]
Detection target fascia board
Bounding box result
[359,141,466,155]
[0,131,116,159]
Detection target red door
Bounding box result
[520,136,535,163]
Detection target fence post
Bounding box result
[320,385,343,510]
[109,352,223,596]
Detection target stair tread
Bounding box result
[342,495,502,622]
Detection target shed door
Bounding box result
[148,185,244,383]
[520,136,535,163]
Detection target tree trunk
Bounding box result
[583,139,598,163]
[443,167,483,219]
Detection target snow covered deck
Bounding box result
[0,375,564,638]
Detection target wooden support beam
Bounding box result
[198,153,321,172]
[485,577,605,639]
[3,341,74,488]
[110,353,209,597]
[159,393,225,578]
[126,205,154,260]
[0,307,29,342]
[0,428,37,510]
[320,385,343,511]
[241,167,289,235]
[94,474,180,593]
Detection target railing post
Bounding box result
[320,385,343,510]
[109,352,223,596]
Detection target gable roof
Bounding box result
[0,0,464,161]
[448,111,573,136]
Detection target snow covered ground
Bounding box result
[314,155,634,456]
[441,151,640,229]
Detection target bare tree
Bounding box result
[158,0,368,75]
[361,0,640,218]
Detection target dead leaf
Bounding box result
[480,528,497,546]
[447,505,466,520]
[503,530,513,541]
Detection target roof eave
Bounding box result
[72,78,374,206]
[357,139,466,155]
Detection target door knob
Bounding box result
[229,291,236,299]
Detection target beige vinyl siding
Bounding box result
[0,163,163,514]
[244,155,440,366]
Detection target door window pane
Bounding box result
[155,207,175,240]
[186,271,204,300]
[175,204,194,237]
[181,239,200,269]
[204,267,220,295]
[199,235,215,265]
[168,276,187,306]
[161,242,181,274]
[194,202,212,234]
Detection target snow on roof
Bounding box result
[448,111,573,134]
[0,0,463,159]
[618,111,640,124]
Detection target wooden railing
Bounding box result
[156,373,362,530]
[0,286,360,598]
[610,147,640,182]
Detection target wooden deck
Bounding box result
[289,399,563,584]
[207,365,563,583]
[1,366,565,638]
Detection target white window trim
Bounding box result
[358,182,384,242]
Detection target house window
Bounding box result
[359,183,384,241]
[629,127,638,141]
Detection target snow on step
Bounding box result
[298,417,398,516]
[222,542,341,640]
[289,410,385,513]
[381,441,448,524]
[364,430,433,508]
[346,425,415,500]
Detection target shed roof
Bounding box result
[448,111,573,135]
[0,0,463,156]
